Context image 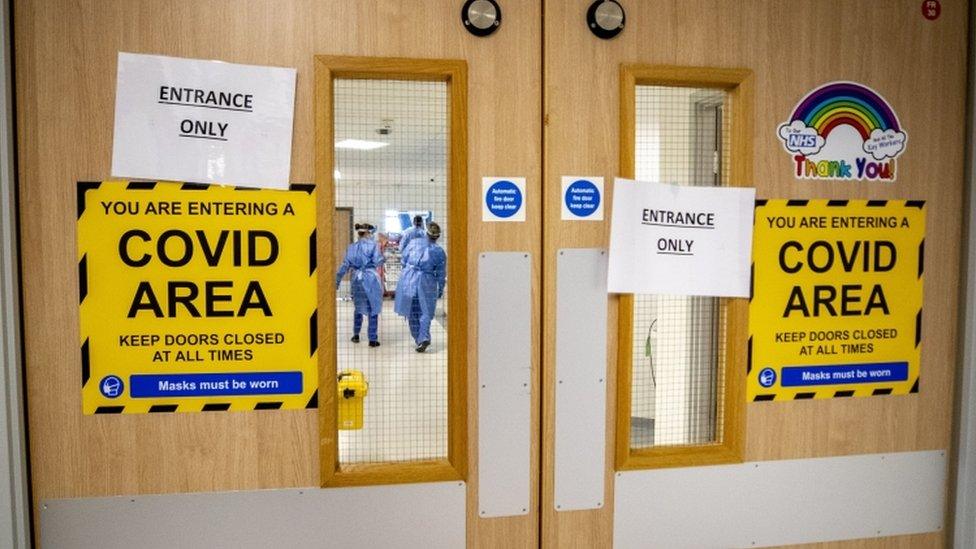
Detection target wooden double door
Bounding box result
[14,1,968,547]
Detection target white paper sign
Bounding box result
[112,52,296,189]
[482,177,526,222]
[607,178,755,297]
[561,176,604,221]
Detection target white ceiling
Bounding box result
[334,79,448,181]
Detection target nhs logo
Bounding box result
[778,121,825,156]
[787,134,818,148]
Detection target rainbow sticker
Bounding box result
[778,81,907,181]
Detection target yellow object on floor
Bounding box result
[337,370,369,430]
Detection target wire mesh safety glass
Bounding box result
[334,79,449,464]
[630,85,731,449]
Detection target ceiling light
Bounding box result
[335,139,389,151]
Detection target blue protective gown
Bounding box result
[335,238,385,316]
[399,226,426,254]
[394,238,446,344]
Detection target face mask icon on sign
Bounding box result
[99,375,124,399]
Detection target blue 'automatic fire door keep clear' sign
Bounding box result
[483,177,526,222]
[561,176,604,221]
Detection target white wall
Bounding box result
[335,174,449,251]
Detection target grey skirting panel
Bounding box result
[614,450,946,548]
[41,481,466,548]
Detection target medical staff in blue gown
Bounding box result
[394,222,446,353]
[399,215,426,254]
[336,223,385,347]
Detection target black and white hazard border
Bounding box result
[748,198,924,402]
[77,181,319,413]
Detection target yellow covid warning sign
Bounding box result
[749,199,924,401]
[77,181,318,414]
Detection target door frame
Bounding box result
[952,12,976,542]
[615,65,753,470]
[0,0,29,545]
[314,55,469,488]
